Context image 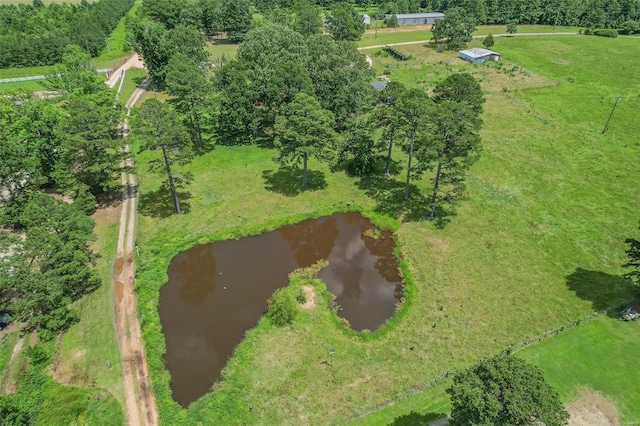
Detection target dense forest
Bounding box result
[253,0,640,28]
[0,0,134,68]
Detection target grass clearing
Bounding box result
[519,316,640,423]
[94,2,141,69]
[119,67,148,103]
[134,35,640,424]
[358,24,581,47]
[205,40,239,64]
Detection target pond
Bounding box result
[158,212,402,407]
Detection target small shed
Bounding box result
[385,12,445,26]
[459,48,501,64]
[362,14,371,26]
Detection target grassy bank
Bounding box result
[54,204,124,406]
[134,35,640,424]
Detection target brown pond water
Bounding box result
[159,212,402,407]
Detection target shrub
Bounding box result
[619,20,640,34]
[482,33,494,48]
[593,28,619,38]
[266,288,298,326]
[386,14,399,28]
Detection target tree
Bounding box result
[338,118,377,175]
[422,100,482,220]
[0,194,100,332]
[372,81,406,176]
[431,7,476,50]
[53,89,123,209]
[274,93,337,188]
[482,32,494,48]
[129,18,172,82]
[44,45,104,96]
[132,99,193,215]
[624,231,640,292]
[386,14,399,28]
[221,0,252,42]
[397,88,431,200]
[306,34,374,128]
[165,53,211,149]
[327,2,366,41]
[506,19,518,34]
[143,0,187,29]
[433,72,485,116]
[166,24,208,65]
[293,0,323,36]
[447,353,569,426]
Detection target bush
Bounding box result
[619,20,640,34]
[266,288,298,326]
[386,14,399,28]
[482,33,494,48]
[592,28,619,38]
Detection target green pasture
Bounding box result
[358,24,581,47]
[94,1,141,69]
[133,34,640,424]
[520,316,640,423]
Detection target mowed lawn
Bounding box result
[134,35,640,424]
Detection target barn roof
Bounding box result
[459,48,500,58]
[391,12,445,19]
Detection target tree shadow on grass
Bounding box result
[138,183,192,218]
[388,411,447,426]
[262,167,327,196]
[358,175,450,224]
[566,268,638,318]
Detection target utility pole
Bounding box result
[602,96,622,134]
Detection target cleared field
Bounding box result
[520,316,640,423]
[132,35,640,424]
[358,24,581,47]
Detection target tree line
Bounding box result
[0,46,125,335]
[0,0,134,68]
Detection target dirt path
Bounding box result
[113,75,158,426]
[0,335,24,394]
[106,53,145,88]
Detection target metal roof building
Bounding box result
[385,12,445,26]
[459,48,501,64]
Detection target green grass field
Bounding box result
[358,24,581,47]
[94,1,141,69]
[132,34,640,424]
[520,316,640,423]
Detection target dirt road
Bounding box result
[113,75,159,426]
[106,53,145,88]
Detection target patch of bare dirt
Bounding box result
[567,389,620,426]
[300,286,316,309]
